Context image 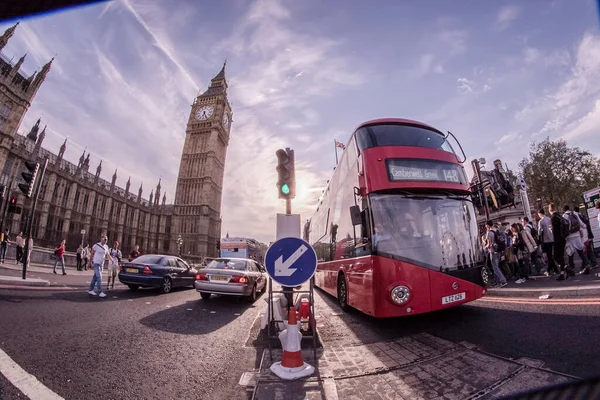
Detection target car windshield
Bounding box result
[370,193,482,271]
[356,123,456,154]
[208,259,247,271]
[131,255,164,264]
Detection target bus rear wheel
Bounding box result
[337,275,350,311]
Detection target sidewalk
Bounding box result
[487,267,600,298]
[0,261,110,288]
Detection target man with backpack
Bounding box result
[549,203,569,280]
[563,205,590,275]
[484,220,507,288]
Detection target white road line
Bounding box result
[0,347,64,400]
[186,308,193,311]
[210,311,216,314]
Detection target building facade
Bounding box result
[0,23,230,260]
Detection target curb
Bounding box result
[487,285,600,298]
[0,276,50,287]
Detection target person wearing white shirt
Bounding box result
[88,235,113,298]
[562,205,590,275]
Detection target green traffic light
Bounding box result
[281,183,290,195]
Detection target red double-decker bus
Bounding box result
[305,118,488,318]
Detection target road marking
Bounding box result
[479,297,600,305]
[145,302,151,305]
[210,311,216,314]
[0,347,64,399]
[186,308,193,311]
[234,313,241,316]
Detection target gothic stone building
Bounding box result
[0,23,231,260]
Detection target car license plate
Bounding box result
[125,268,138,273]
[210,275,229,282]
[442,292,466,305]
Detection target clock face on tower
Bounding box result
[195,105,214,121]
[222,113,230,129]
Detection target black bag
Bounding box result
[493,230,507,252]
[567,212,582,235]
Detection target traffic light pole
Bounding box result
[22,158,48,280]
[0,177,15,230]
[286,198,292,215]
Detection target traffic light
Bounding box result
[7,197,17,214]
[275,148,295,199]
[18,161,40,198]
[216,239,220,250]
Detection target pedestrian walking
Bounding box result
[15,232,25,265]
[0,229,10,263]
[485,221,507,288]
[537,209,556,275]
[82,244,90,271]
[52,239,67,275]
[129,244,141,261]
[107,241,122,290]
[549,203,569,281]
[88,235,113,298]
[563,205,590,275]
[576,207,598,268]
[76,244,83,271]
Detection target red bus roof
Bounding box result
[355,118,443,135]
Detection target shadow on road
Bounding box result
[139,293,264,335]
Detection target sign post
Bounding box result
[264,236,317,380]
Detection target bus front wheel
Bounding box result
[337,274,350,311]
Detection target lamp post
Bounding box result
[176,235,183,257]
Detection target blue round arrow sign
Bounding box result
[264,237,318,287]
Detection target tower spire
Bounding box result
[58,137,67,159]
[27,118,40,141]
[0,22,18,51]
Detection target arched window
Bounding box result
[0,101,12,129]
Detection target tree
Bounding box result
[519,138,600,210]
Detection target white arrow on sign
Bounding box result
[274,244,308,277]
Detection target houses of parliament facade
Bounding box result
[0,23,231,260]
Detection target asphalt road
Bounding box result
[2,274,600,400]
[0,283,265,400]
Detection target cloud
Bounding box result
[523,47,541,65]
[457,77,475,93]
[496,5,519,31]
[215,0,365,241]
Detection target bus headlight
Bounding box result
[390,285,411,304]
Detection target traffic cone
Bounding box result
[270,306,315,380]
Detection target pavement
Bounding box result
[487,265,600,299]
[0,260,109,288]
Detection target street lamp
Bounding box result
[176,235,183,257]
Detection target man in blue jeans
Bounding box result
[485,221,507,288]
[88,235,113,298]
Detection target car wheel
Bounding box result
[337,274,350,311]
[200,292,211,300]
[127,284,139,292]
[247,285,257,303]
[159,277,173,294]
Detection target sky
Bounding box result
[1,0,600,243]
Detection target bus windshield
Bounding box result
[370,193,482,271]
[356,123,456,154]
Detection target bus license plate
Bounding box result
[442,292,466,305]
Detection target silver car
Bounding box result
[194,258,267,302]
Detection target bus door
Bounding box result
[347,203,375,314]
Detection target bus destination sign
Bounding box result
[386,159,467,184]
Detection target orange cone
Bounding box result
[270,305,315,380]
[280,306,304,368]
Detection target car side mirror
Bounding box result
[350,205,362,226]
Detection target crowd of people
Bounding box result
[482,201,599,287]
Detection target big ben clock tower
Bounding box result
[173,63,232,258]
